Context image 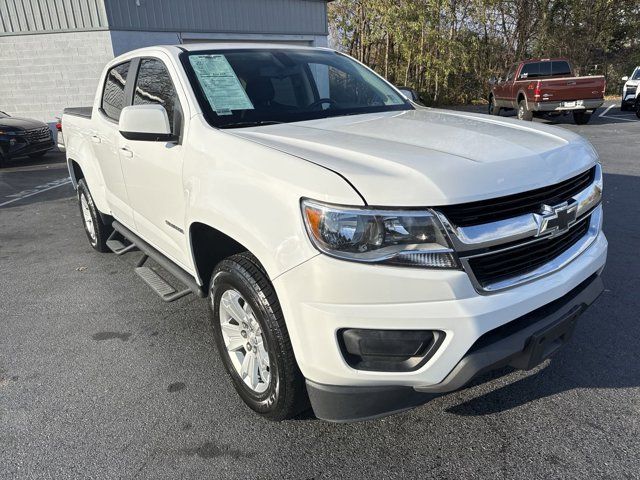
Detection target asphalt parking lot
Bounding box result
[1,102,639,479]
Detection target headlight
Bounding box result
[301,199,458,268]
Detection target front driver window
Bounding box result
[133,58,183,136]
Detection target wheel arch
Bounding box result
[517,90,528,107]
[67,158,84,189]
[188,222,257,289]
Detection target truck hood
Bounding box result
[230,108,598,206]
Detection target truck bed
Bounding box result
[63,106,93,119]
[535,75,605,102]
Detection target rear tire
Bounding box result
[517,100,533,121]
[77,179,112,252]
[209,252,308,421]
[573,110,592,125]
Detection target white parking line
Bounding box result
[0,177,72,207]
[599,104,638,122]
[599,104,615,117]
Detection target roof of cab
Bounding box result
[180,42,329,52]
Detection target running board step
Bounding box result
[106,238,137,255]
[135,266,192,302]
[109,220,206,302]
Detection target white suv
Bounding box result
[621,66,640,111]
[62,44,607,422]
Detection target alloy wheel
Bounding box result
[218,288,271,393]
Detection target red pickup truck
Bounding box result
[488,58,605,124]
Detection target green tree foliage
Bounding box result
[329,0,640,105]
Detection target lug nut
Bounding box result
[246,343,252,351]
[241,330,247,338]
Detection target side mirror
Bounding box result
[488,76,497,85]
[119,105,174,141]
[622,76,629,82]
[396,86,418,101]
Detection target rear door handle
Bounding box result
[567,81,576,85]
[120,147,133,158]
[91,135,101,144]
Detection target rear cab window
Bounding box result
[551,61,572,77]
[101,62,131,121]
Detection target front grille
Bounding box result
[24,126,51,142]
[468,217,590,288]
[438,167,596,227]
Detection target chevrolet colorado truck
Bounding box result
[489,58,605,124]
[63,44,607,422]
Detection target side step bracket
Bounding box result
[109,221,205,302]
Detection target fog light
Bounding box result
[339,329,445,372]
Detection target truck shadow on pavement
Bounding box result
[447,172,640,416]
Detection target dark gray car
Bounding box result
[0,111,54,167]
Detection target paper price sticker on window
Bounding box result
[189,55,254,115]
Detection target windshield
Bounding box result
[182,48,412,128]
[633,69,640,80]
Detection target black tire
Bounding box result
[28,150,48,159]
[621,103,630,112]
[517,99,533,121]
[209,252,308,421]
[488,96,501,116]
[77,179,112,252]
[636,106,640,119]
[573,110,592,125]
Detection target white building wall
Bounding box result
[0,30,114,122]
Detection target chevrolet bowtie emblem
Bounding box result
[535,202,578,237]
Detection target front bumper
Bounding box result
[274,228,607,421]
[307,271,603,422]
[0,135,54,160]
[533,99,603,112]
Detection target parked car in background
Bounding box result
[0,111,55,166]
[489,58,606,124]
[63,44,606,422]
[621,67,640,111]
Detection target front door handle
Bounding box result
[91,135,101,144]
[120,147,133,158]
[567,81,576,85]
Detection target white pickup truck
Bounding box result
[62,44,607,422]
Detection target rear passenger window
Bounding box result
[102,62,130,121]
[552,61,571,76]
[133,58,182,136]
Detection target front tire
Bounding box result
[488,96,501,116]
[621,103,630,112]
[209,253,308,421]
[517,100,533,121]
[77,179,112,252]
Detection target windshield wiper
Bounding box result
[220,120,282,129]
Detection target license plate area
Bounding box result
[509,306,581,370]
[562,100,583,108]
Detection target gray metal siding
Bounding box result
[0,0,108,35]
[103,0,328,35]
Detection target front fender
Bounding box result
[183,117,364,281]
